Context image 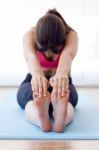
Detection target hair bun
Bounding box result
[46,8,59,16]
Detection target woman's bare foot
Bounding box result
[51,90,70,132]
[33,91,52,132]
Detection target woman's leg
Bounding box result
[17,73,52,132]
[65,102,75,126]
[17,82,33,109]
[65,82,78,125]
[50,81,78,133]
[51,90,70,132]
[25,91,52,132]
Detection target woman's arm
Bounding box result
[56,31,78,75]
[23,29,43,76]
[50,31,78,99]
[23,29,48,97]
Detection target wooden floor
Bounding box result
[0,140,99,150]
[0,86,99,150]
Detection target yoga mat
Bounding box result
[0,91,99,140]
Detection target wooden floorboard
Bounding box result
[0,140,99,150]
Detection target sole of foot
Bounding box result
[51,90,69,132]
[34,91,52,132]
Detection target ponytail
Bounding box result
[46,8,74,33]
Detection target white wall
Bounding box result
[0,0,99,86]
[84,0,99,16]
[0,0,83,72]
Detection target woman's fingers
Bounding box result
[61,77,69,96]
[33,77,39,95]
[37,77,43,97]
[31,79,35,99]
[61,78,66,97]
[31,74,69,99]
[42,78,47,96]
[51,75,69,98]
[31,77,39,99]
[31,79,34,91]
[58,78,62,99]
[66,89,70,101]
[31,76,48,97]
[53,78,58,97]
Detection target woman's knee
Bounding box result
[69,84,78,107]
[17,83,33,109]
[65,102,75,126]
[25,101,36,123]
[25,101,34,115]
[17,86,24,109]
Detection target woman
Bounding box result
[17,9,78,132]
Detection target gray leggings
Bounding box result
[17,73,78,114]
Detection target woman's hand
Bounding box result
[31,73,50,98]
[49,73,69,99]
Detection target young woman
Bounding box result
[17,9,78,132]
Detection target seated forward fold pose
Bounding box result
[17,9,78,132]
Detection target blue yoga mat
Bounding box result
[0,91,99,140]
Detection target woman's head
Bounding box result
[35,9,73,53]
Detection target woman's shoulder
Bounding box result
[67,30,78,36]
[24,27,36,36]
[66,30,78,44]
[23,27,36,42]
[29,26,36,32]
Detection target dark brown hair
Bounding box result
[35,9,74,50]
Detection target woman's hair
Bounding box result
[46,9,74,32]
[35,9,74,50]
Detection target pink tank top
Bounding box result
[36,51,61,69]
